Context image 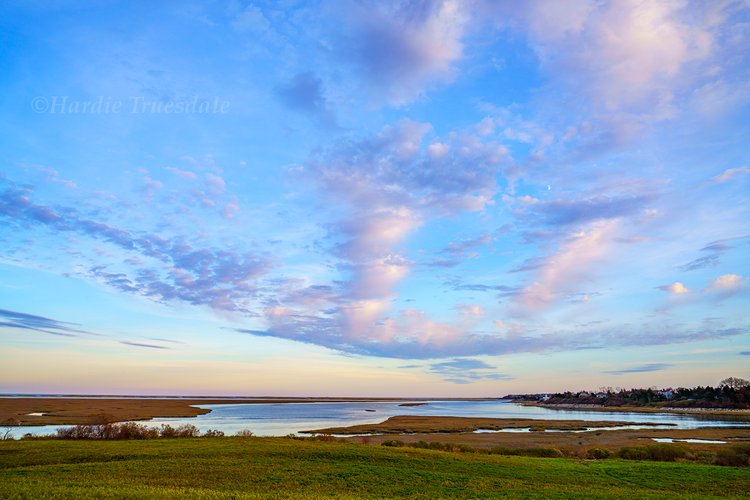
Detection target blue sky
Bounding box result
[1,0,749,396]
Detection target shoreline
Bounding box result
[516,401,750,418]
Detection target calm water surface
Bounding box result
[9,399,750,438]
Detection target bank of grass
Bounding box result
[379,438,750,466]
[2,437,750,499]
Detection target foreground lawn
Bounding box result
[1,437,748,498]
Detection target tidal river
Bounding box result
[8,399,750,438]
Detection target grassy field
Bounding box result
[1,437,749,498]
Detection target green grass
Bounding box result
[1,437,749,498]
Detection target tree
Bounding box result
[720,377,750,389]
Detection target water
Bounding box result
[475,425,680,434]
[7,399,750,438]
[652,438,727,444]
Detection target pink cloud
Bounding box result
[513,220,619,313]
[712,166,750,183]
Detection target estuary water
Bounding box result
[8,399,750,438]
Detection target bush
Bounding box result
[159,424,176,438]
[587,448,612,460]
[236,429,255,437]
[203,429,224,438]
[488,447,563,458]
[715,444,750,467]
[311,434,336,442]
[381,440,404,447]
[453,444,476,453]
[174,425,200,438]
[54,422,202,440]
[618,444,687,462]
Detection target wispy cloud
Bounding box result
[712,166,750,183]
[0,308,91,337]
[679,236,750,272]
[120,341,171,350]
[0,183,273,312]
[426,234,493,268]
[604,363,672,375]
[428,358,512,384]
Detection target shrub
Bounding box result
[489,447,564,458]
[587,448,612,460]
[525,448,564,458]
[381,440,405,447]
[618,444,687,462]
[174,425,200,438]
[454,444,476,453]
[715,444,750,467]
[203,429,225,438]
[428,442,451,451]
[236,429,255,437]
[159,425,176,438]
[113,422,152,439]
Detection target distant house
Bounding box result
[595,392,608,399]
[539,394,551,401]
[659,390,674,399]
[577,391,591,398]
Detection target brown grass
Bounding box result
[0,397,463,426]
[358,427,750,452]
[0,398,213,425]
[308,416,750,457]
[305,415,669,435]
[332,418,750,457]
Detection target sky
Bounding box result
[1,0,749,397]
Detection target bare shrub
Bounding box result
[381,440,405,447]
[587,448,612,460]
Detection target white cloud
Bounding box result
[706,273,746,292]
[660,282,690,294]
